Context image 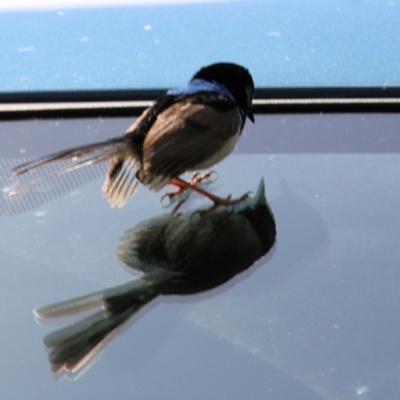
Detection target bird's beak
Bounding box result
[248,109,255,123]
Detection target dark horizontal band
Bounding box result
[1,87,400,120]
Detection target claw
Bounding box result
[168,175,254,214]
[189,171,201,183]
[160,189,186,209]
[190,170,218,186]
[161,171,218,211]
[237,191,253,201]
[191,190,254,217]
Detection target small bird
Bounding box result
[33,178,276,376]
[9,63,255,208]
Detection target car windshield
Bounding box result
[0,1,399,400]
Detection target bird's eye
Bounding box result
[246,85,253,106]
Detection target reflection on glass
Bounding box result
[33,178,276,378]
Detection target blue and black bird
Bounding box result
[10,63,255,207]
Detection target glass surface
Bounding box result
[0,0,399,92]
[1,113,399,399]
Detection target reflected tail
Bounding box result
[34,275,166,377]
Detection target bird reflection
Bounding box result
[33,178,276,377]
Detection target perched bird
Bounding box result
[33,178,276,376]
[9,62,255,208]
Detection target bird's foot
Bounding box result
[189,171,218,187]
[161,171,218,212]
[168,175,253,216]
[194,191,253,216]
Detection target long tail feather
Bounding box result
[34,291,105,319]
[49,308,136,375]
[6,136,142,208]
[1,158,105,216]
[34,275,168,376]
[7,153,114,196]
[11,138,125,178]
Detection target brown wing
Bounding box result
[100,106,155,207]
[124,106,152,135]
[140,102,241,190]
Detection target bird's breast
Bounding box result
[193,126,241,170]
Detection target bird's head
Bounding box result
[192,62,255,123]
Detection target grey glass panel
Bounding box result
[0,113,399,399]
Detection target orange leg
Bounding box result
[161,171,215,202]
[169,176,251,211]
[160,171,217,213]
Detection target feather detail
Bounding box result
[7,136,143,208]
[33,291,104,319]
[101,149,141,208]
[34,275,168,377]
[137,102,241,189]
[11,138,125,179]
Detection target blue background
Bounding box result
[0,0,399,91]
